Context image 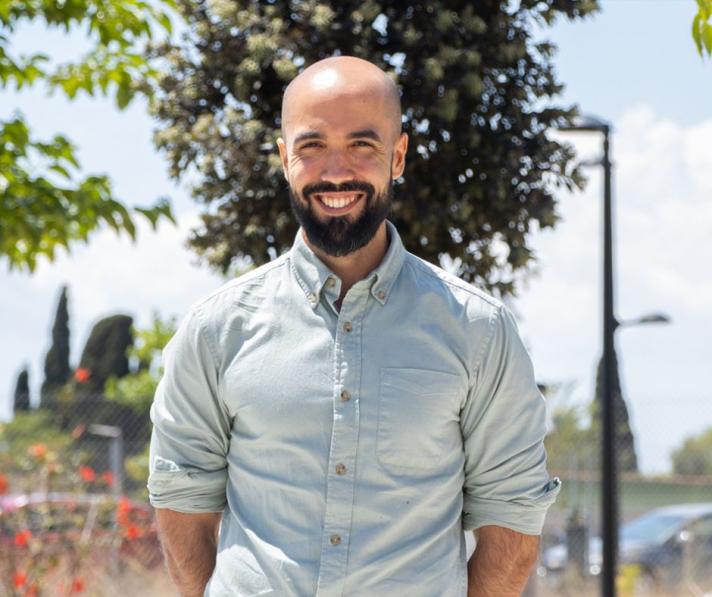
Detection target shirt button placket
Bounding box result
[316,303,362,596]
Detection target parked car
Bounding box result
[541,503,712,594]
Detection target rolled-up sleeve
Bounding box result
[147,305,231,513]
[461,304,560,535]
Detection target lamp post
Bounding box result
[558,116,672,596]
[558,114,617,597]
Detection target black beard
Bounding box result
[288,179,393,257]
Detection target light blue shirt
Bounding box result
[148,219,560,597]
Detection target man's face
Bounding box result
[278,80,408,257]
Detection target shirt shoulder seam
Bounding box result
[403,254,502,309]
[191,254,289,310]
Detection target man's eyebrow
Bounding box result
[293,131,324,145]
[347,129,382,143]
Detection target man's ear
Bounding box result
[391,132,408,179]
[277,137,289,181]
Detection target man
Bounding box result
[148,56,560,597]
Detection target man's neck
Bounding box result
[303,222,389,300]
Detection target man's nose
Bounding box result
[320,150,356,184]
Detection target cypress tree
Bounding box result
[40,285,71,409]
[592,347,638,473]
[13,366,31,413]
[76,314,134,397]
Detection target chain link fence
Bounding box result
[3,390,711,596]
[0,394,171,597]
[533,401,712,597]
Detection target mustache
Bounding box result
[301,180,375,200]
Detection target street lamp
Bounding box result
[615,312,671,330]
[558,116,672,597]
[558,114,617,597]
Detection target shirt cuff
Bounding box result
[147,467,228,513]
[462,477,562,535]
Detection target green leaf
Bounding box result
[704,23,712,54]
[693,14,704,55]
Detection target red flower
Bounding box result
[27,443,48,460]
[117,497,132,514]
[79,465,96,483]
[101,471,114,486]
[13,570,27,588]
[70,577,85,593]
[125,525,141,540]
[74,368,90,383]
[14,529,32,547]
[0,473,9,495]
[25,584,39,597]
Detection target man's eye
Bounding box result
[300,142,321,149]
[353,141,373,147]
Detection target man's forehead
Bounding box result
[286,84,389,118]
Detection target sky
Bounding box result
[1,0,710,474]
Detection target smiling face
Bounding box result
[277,57,408,257]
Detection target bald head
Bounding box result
[281,56,402,143]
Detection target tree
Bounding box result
[693,0,712,58]
[40,285,71,410]
[76,314,134,396]
[541,382,598,473]
[150,0,597,296]
[12,365,31,413]
[591,347,638,473]
[545,402,597,474]
[0,0,177,272]
[105,312,177,415]
[672,427,712,476]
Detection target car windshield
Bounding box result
[621,512,687,544]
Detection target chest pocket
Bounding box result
[377,367,463,472]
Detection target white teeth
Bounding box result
[320,194,358,209]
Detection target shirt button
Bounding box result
[326,278,336,288]
[343,321,352,332]
[330,534,341,546]
[307,292,317,304]
[340,390,351,402]
[335,463,347,475]
[376,290,386,300]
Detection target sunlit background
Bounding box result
[2,1,711,595]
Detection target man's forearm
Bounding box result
[467,525,539,597]
[155,508,222,597]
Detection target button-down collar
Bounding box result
[289,219,406,309]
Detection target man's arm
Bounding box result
[467,525,539,597]
[155,508,222,597]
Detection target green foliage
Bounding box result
[0,0,177,272]
[125,442,150,496]
[105,313,177,415]
[545,401,598,473]
[77,314,134,396]
[13,366,31,413]
[671,427,712,475]
[0,411,73,476]
[151,0,597,295]
[40,286,71,409]
[693,0,712,57]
